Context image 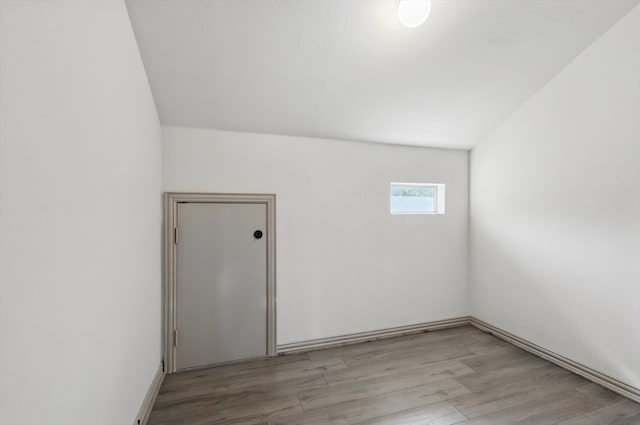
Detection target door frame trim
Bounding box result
[163,192,277,373]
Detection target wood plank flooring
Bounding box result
[148,326,640,425]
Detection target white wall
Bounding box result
[0,2,161,424]
[470,5,640,389]
[163,127,469,344]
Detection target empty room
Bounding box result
[1,0,639,424]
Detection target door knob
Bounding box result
[254,230,263,239]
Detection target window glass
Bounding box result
[390,183,445,214]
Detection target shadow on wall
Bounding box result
[471,209,640,387]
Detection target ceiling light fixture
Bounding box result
[397,0,432,29]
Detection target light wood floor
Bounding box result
[148,326,640,425]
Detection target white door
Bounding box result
[175,202,267,370]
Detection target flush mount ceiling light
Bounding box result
[397,0,432,29]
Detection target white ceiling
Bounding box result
[126,0,639,149]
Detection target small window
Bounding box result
[390,183,445,214]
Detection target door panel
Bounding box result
[176,202,267,370]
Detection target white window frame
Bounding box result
[390,182,445,215]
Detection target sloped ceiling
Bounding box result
[126,0,639,149]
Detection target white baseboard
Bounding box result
[133,363,165,425]
[469,317,640,404]
[276,316,471,354]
